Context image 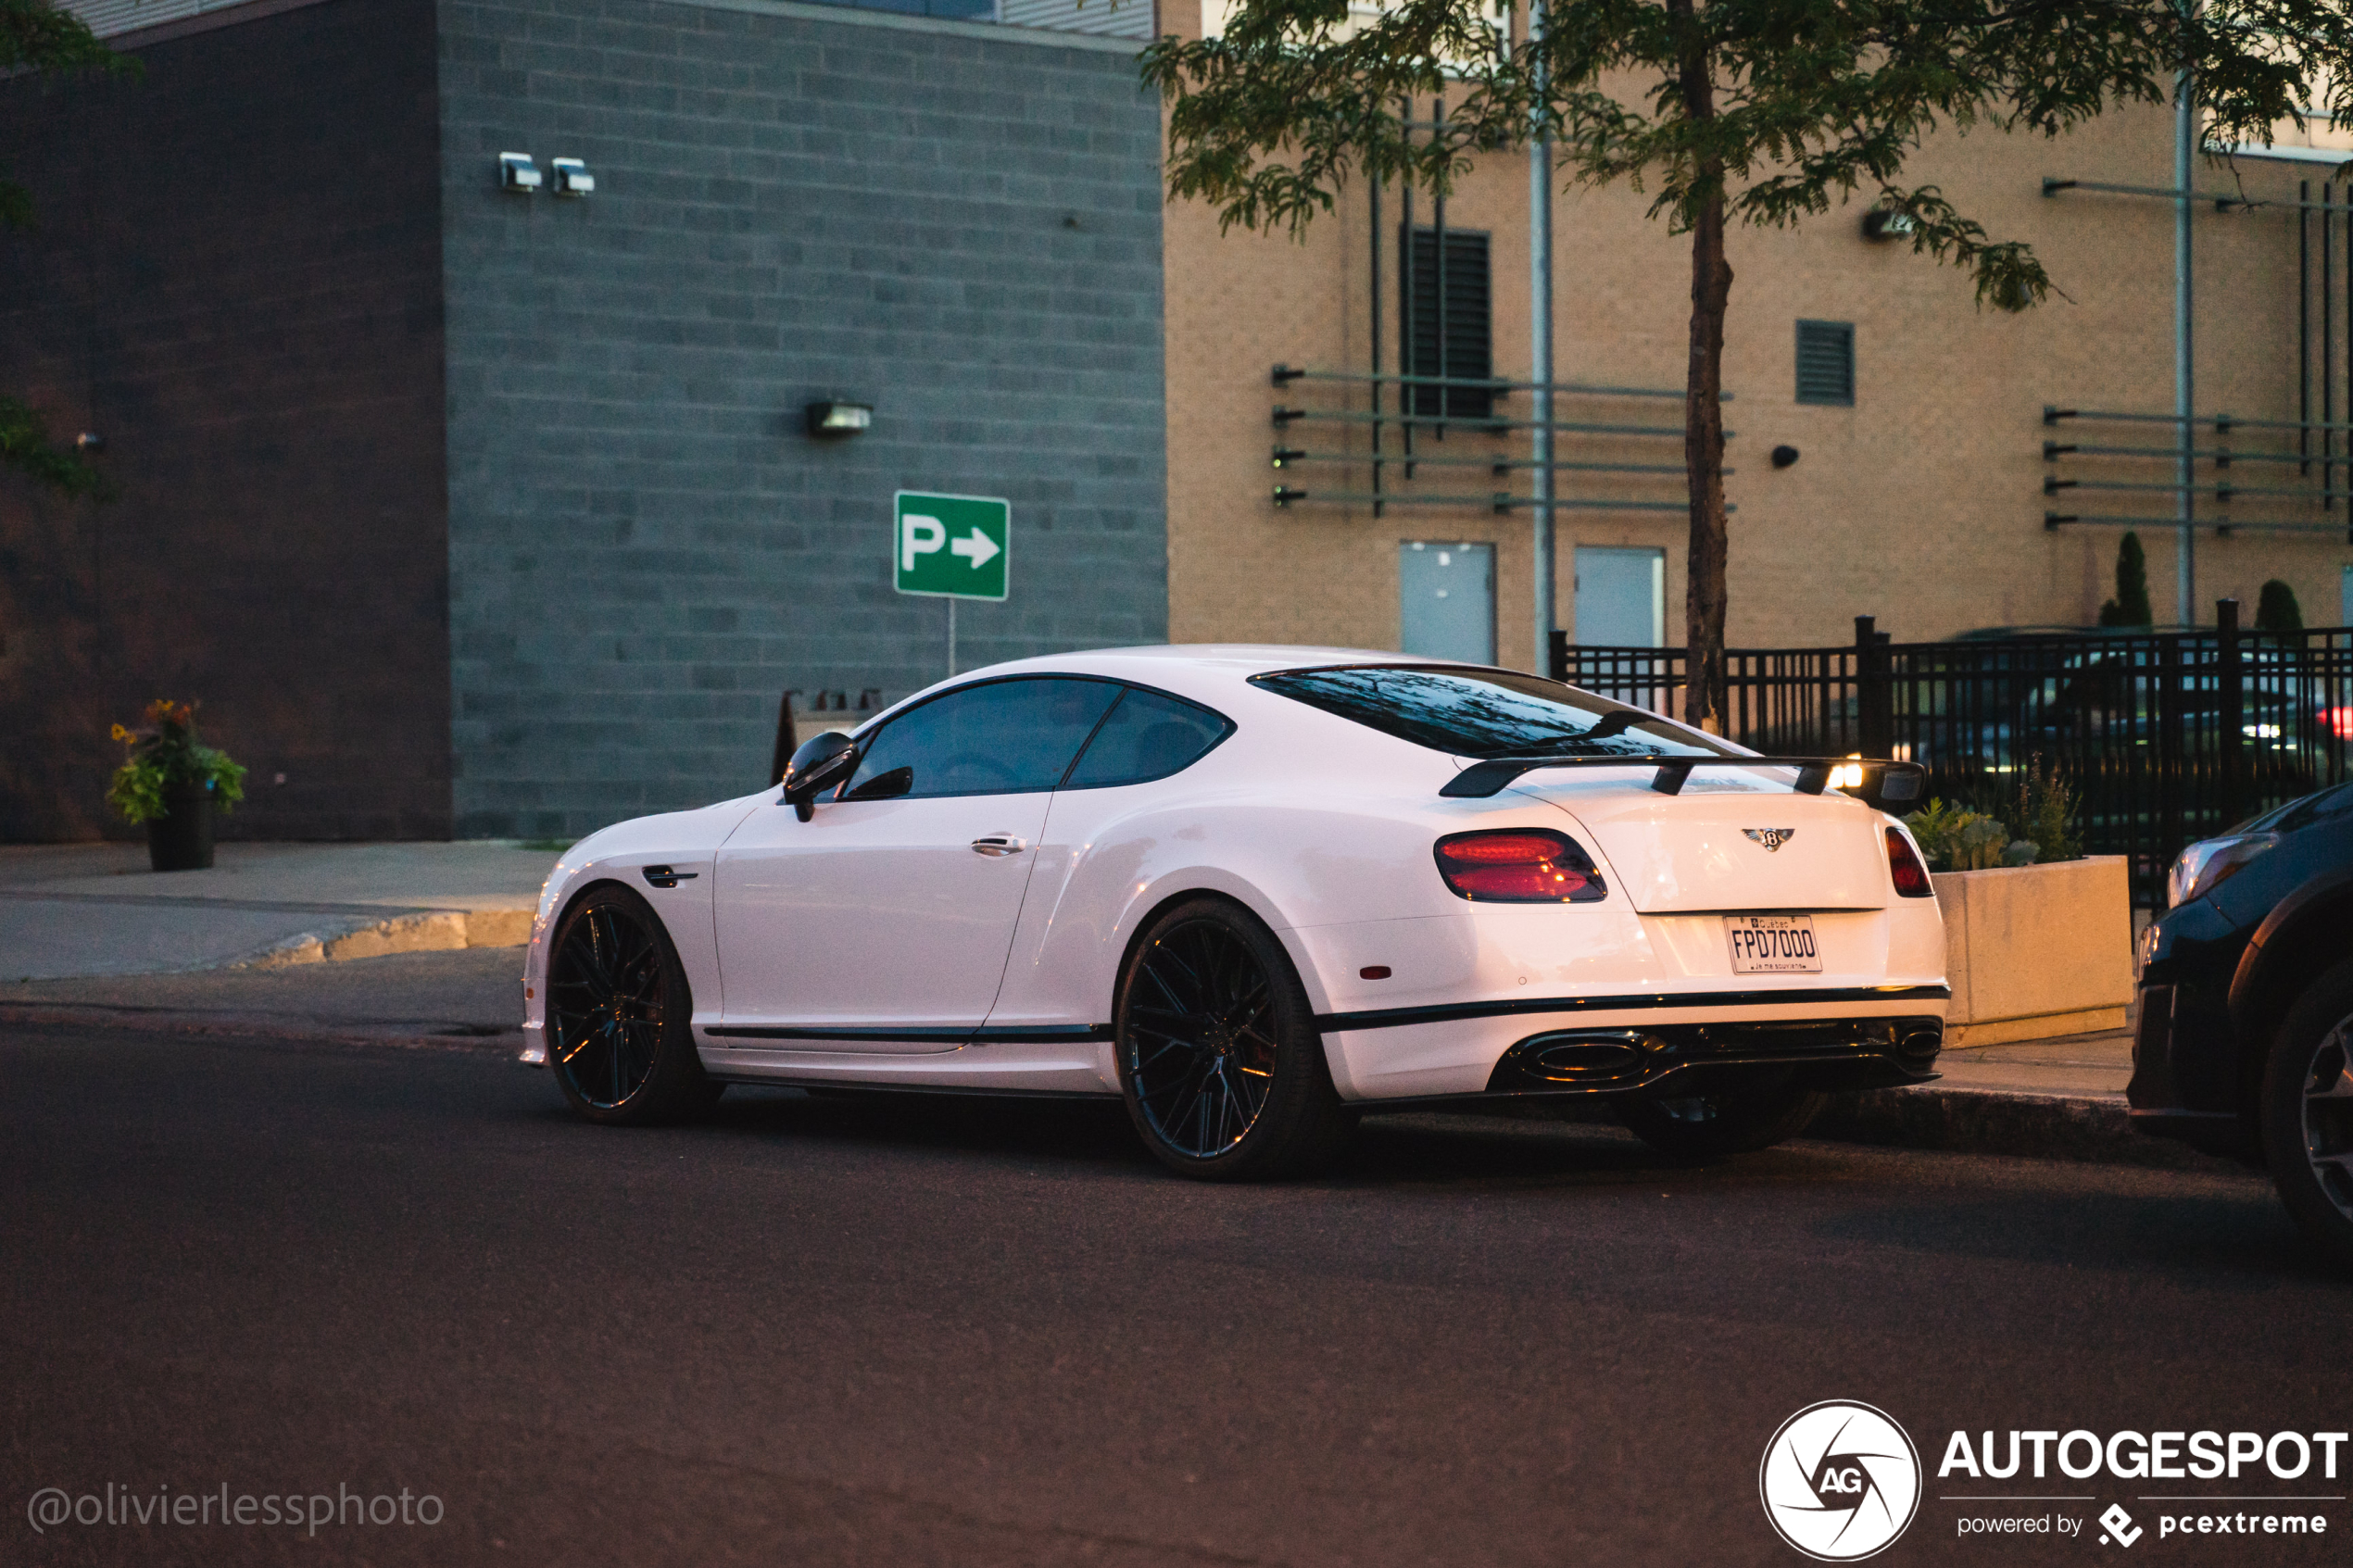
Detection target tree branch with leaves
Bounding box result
[1,0,135,500]
[1143,0,2353,726]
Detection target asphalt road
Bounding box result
[6,1022,2347,1567]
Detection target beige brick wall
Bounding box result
[1162,6,2353,663]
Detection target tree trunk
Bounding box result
[1669,0,1731,733]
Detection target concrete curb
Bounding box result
[227,907,532,971]
[1808,1083,2247,1173]
[0,1002,522,1055]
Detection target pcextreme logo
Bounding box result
[1761,1400,1924,1561]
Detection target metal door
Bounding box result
[1574,546,1666,646]
[1399,541,1495,663]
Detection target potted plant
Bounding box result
[1902,759,2131,1046]
[107,699,247,872]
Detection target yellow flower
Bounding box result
[110,724,130,742]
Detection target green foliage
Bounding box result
[1905,794,2062,872]
[0,397,107,498]
[1903,797,1994,872]
[2,3,136,499]
[2256,578,2303,633]
[0,0,134,236]
[1951,814,2009,871]
[106,699,246,824]
[0,0,121,75]
[2011,753,2082,864]
[1141,1,2348,304]
[2097,533,2153,628]
[1899,797,1961,868]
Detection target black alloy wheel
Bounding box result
[2261,958,2353,1269]
[1114,898,1354,1180]
[547,884,719,1125]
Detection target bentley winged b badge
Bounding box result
[1743,829,1797,852]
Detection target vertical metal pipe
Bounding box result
[1529,0,1554,673]
[2328,184,2336,508]
[2218,596,2244,828]
[1370,169,1383,515]
[2174,56,2196,624]
[1432,96,1448,438]
[2301,180,2310,478]
[2173,57,2193,630]
[1398,97,1416,471]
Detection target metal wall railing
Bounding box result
[1554,611,2353,906]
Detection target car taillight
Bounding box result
[2326,706,2353,741]
[1433,830,1607,903]
[1886,826,1933,898]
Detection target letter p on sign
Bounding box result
[900,513,945,571]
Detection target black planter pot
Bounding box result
[146,783,217,872]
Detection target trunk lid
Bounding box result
[1514,771,1893,913]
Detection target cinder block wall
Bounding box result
[0,0,451,841]
[438,0,1168,838]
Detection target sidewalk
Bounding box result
[0,841,555,981]
[1810,1025,2224,1170]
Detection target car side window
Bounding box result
[1063,686,1233,789]
[841,678,1121,800]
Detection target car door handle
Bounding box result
[970,835,1029,857]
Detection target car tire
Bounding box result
[1617,1082,1826,1160]
[1114,897,1355,1181]
[546,883,721,1125]
[2259,956,2353,1269]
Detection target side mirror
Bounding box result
[781,731,858,822]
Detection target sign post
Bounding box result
[894,491,1010,676]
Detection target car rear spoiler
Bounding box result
[1440,755,1928,801]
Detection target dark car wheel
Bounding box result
[1618,1082,1826,1160]
[2260,957,2353,1269]
[547,883,721,1125]
[1114,897,1355,1181]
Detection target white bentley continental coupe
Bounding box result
[520,647,1947,1179]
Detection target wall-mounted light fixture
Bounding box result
[499,152,542,194]
[805,400,873,438]
[550,157,595,197]
[1860,208,1917,241]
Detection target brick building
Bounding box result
[0,0,1166,840]
[7,0,2351,844]
[1159,0,2353,671]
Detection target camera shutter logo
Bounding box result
[1759,1400,1922,1561]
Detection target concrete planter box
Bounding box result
[1931,856,2133,1047]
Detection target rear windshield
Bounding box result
[1249,665,1737,760]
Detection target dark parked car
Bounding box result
[2131,781,2353,1261]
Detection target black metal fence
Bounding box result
[1552,607,2353,907]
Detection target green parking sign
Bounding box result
[894,491,1009,602]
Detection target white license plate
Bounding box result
[1724,914,1822,974]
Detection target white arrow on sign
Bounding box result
[950,527,1001,570]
